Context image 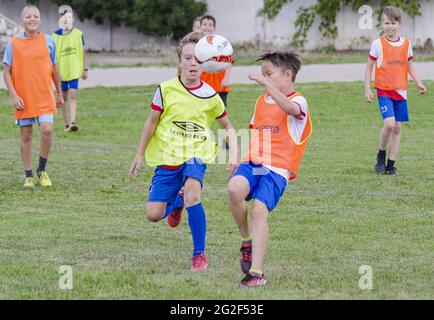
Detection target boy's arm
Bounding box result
[3,64,24,110]
[221,65,231,89]
[249,72,300,116]
[128,110,161,179]
[364,58,375,103]
[51,65,65,107]
[82,47,88,80]
[408,61,426,95]
[218,115,239,175]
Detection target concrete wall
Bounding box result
[1,0,433,51]
[208,0,434,50]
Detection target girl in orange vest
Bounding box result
[364,6,426,175]
[2,5,64,188]
[228,52,312,287]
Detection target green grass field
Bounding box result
[0,82,433,300]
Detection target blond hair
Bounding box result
[20,4,40,19]
[176,31,205,59]
[382,6,402,23]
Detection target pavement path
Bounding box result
[1,62,434,89]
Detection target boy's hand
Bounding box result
[249,72,268,87]
[56,93,65,107]
[82,70,88,80]
[365,89,373,103]
[417,82,426,95]
[128,155,143,180]
[221,78,230,89]
[11,95,25,111]
[226,163,238,177]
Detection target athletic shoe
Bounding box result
[385,166,398,176]
[167,188,184,228]
[240,243,252,275]
[24,177,37,188]
[64,125,71,132]
[191,252,208,271]
[375,154,386,173]
[70,123,78,132]
[239,272,267,288]
[37,171,52,187]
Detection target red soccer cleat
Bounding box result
[167,188,184,228]
[191,252,208,272]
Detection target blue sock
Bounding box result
[25,170,33,178]
[163,194,184,219]
[37,156,47,173]
[187,203,206,257]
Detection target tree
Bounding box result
[49,0,207,39]
[259,0,421,48]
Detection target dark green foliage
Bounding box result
[48,0,207,39]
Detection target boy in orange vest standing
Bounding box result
[3,5,64,188]
[365,6,426,175]
[200,15,232,149]
[228,52,312,287]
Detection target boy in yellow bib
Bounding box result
[228,52,312,287]
[128,32,237,272]
[53,5,88,132]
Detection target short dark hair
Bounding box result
[257,51,301,82]
[382,6,402,23]
[200,15,216,26]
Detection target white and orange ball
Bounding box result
[195,34,234,73]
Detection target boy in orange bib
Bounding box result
[228,52,312,287]
[364,6,426,175]
[2,5,64,188]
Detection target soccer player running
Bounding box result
[228,52,312,287]
[2,4,64,188]
[365,6,426,175]
[129,32,237,271]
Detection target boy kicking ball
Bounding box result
[228,52,312,287]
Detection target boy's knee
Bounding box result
[40,125,53,136]
[251,208,269,224]
[146,203,165,222]
[393,123,401,135]
[228,182,243,200]
[185,192,201,207]
[146,210,163,222]
[68,91,77,100]
[384,121,395,131]
[21,133,32,144]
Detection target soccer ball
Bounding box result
[195,34,234,73]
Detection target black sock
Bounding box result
[25,170,33,178]
[378,149,386,161]
[386,159,395,170]
[37,156,48,173]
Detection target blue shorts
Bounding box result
[147,158,207,203]
[15,114,54,127]
[233,162,288,212]
[61,79,79,92]
[377,96,409,122]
